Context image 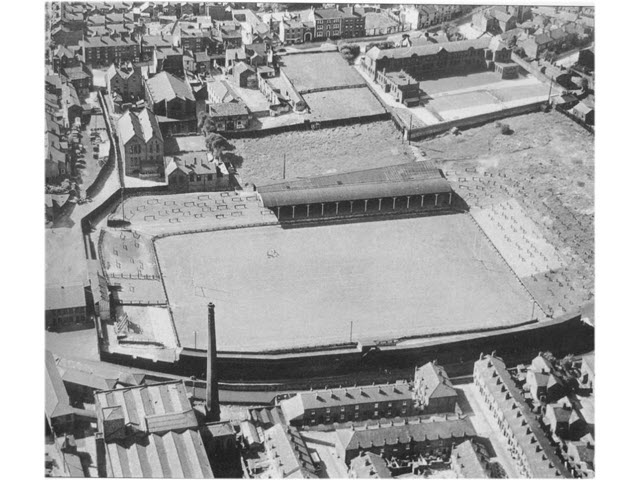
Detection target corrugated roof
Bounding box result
[336,417,476,452]
[145,71,195,104]
[96,381,213,478]
[474,355,571,478]
[258,162,451,208]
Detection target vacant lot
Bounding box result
[279,52,365,92]
[231,121,414,185]
[304,86,386,122]
[414,111,594,316]
[419,70,511,95]
[156,214,535,352]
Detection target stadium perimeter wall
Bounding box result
[100,312,593,384]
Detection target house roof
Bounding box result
[208,79,238,103]
[95,381,212,477]
[415,362,457,401]
[474,355,571,478]
[61,367,118,391]
[145,71,195,104]
[534,33,552,45]
[234,61,255,75]
[263,424,317,478]
[336,417,476,453]
[258,162,451,208]
[62,65,91,82]
[117,108,162,145]
[46,350,73,419]
[452,440,490,478]
[280,383,413,423]
[315,8,348,19]
[573,101,594,115]
[82,35,138,48]
[367,37,491,61]
[493,10,515,23]
[226,47,247,62]
[166,151,222,176]
[208,101,250,118]
[581,354,594,375]
[349,452,392,478]
[250,406,287,429]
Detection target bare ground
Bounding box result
[415,111,594,317]
[230,121,414,186]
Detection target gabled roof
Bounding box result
[349,452,392,478]
[263,424,317,478]
[415,362,457,400]
[367,37,491,61]
[336,417,476,452]
[46,284,86,311]
[493,10,515,23]
[146,71,195,103]
[452,440,490,478]
[117,108,162,145]
[46,350,74,419]
[208,101,249,118]
[280,383,413,422]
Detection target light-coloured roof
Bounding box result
[349,451,392,478]
[45,284,86,311]
[452,440,490,478]
[474,355,571,478]
[258,162,451,208]
[145,71,195,104]
[415,362,457,401]
[264,424,317,478]
[95,381,212,478]
[46,350,73,419]
[117,108,162,145]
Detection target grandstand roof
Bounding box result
[258,162,451,208]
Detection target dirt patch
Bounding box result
[232,121,414,185]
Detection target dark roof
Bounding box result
[208,101,250,118]
[336,417,476,452]
[258,162,451,208]
[367,37,491,61]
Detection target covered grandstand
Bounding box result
[257,162,455,220]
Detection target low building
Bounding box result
[45,284,89,331]
[348,451,392,478]
[522,33,552,59]
[61,64,93,97]
[94,381,214,478]
[571,101,594,126]
[450,440,491,478]
[525,368,567,404]
[473,354,571,478]
[165,151,231,192]
[207,102,252,131]
[116,107,164,177]
[375,70,420,107]
[413,361,458,414]
[335,416,476,465]
[279,383,414,427]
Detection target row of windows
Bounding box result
[309,401,408,415]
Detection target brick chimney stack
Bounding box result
[206,303,221,422]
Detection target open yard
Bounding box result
[414,110,594,317]
[155,214,536,352]
[230,121,414,186]
[304,86,386,122]
[279,52,366,92]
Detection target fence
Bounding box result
[405,100,547,141]
[555,104,594,134]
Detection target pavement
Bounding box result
[458,383,520,478]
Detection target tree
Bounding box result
[339,44,360,64]
[205,133,234,163]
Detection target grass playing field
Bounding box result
[155,214,536,352]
